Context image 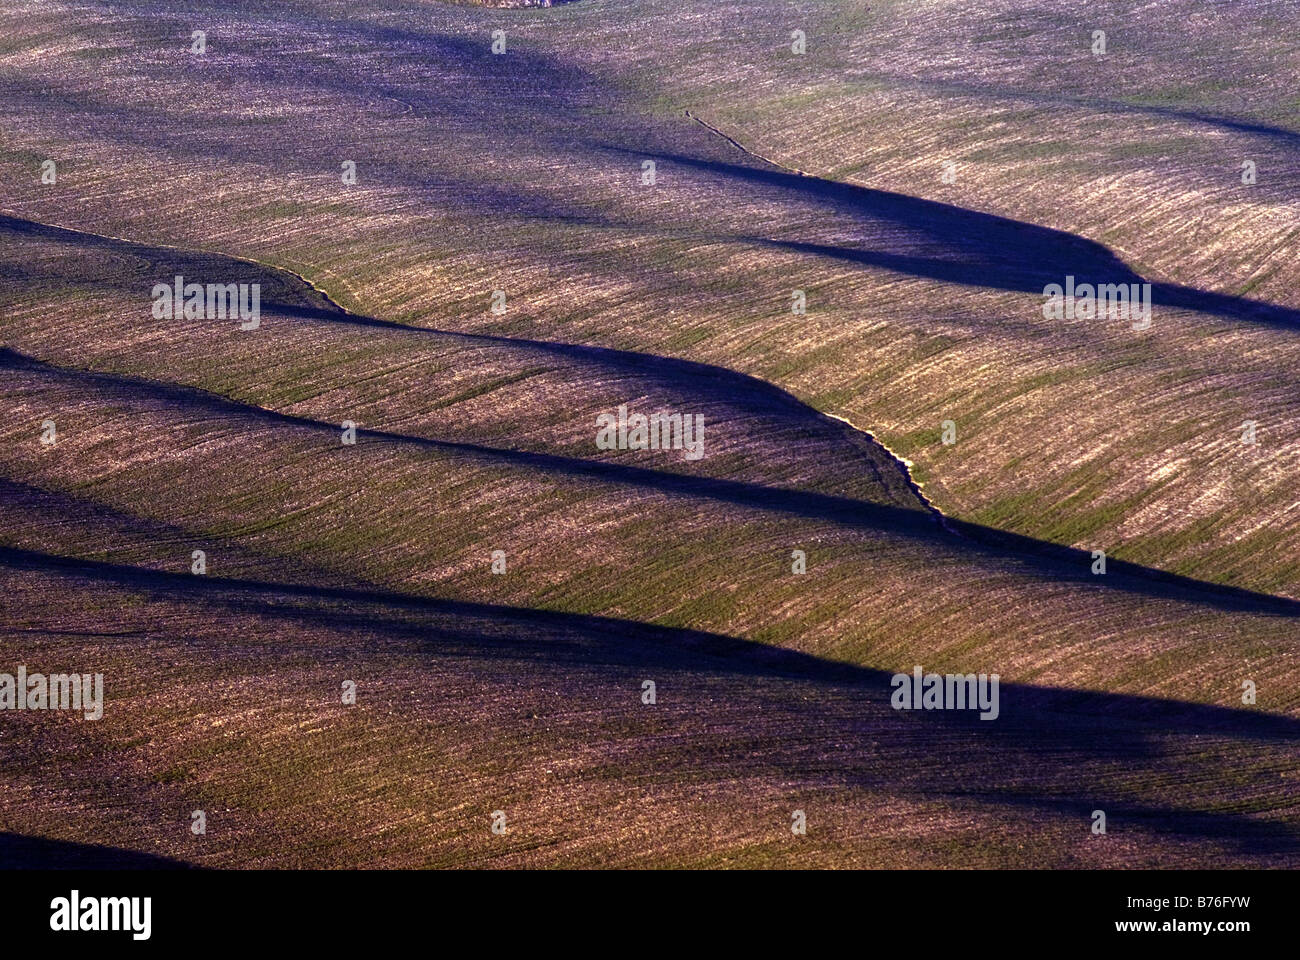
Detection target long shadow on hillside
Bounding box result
[0,18,664,227]
[2,545,1297,859]
[612,149,1300,330]
[8,207,1279,613]
[2,214,1296,610]
[5,346,1298,619]
[194,564,1300,740]
[2,544,1291,741]
[0,210,892,429]
[0,832,198,869]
